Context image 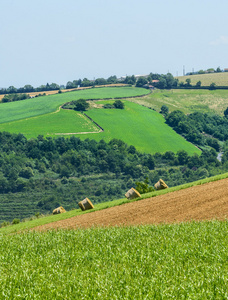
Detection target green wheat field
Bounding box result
[0,221,227,299]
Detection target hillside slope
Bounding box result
[36,177,228,231]
[176,72,228,87]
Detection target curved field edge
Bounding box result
[0,221,227,299]
[0,100,200,155]
[63,101,200,155]
[1,172,228,235]
[0,87,150,124]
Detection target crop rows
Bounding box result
[0,221,227,299]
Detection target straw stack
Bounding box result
[78,198,94,211]
[154,179,168,190]
[52,206,66,215]
[125,188,141,200]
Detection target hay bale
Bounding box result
[125,188,141,200]
[154,179,168,190]
[52,206,66,215]
[78,198,94,211]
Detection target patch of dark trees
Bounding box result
[163,109,228,152]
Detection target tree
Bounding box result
[94,78,107,85]
[135,177,154,194]
[185,78,191,87]
[209,82,216,90]
[136,77,148,87]
[160,105,169,116]
[113,100,124,109]
[74,99,89,111]
[196,81,201,87]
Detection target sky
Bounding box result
[1,0,228,88]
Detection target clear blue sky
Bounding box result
[1,0,228,88]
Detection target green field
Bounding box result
[79,101,200,154]
[0,221,227,299]
[0,87,150,124]
[176,72,228,87]
[0,94,200,154]
[0,109,100,138]
[130,89,228,115]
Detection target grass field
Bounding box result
[73,101,200,154]
[0,98,199,154]
[0,87,150,124]
[0,109,100,138]
[130,89,228,115]
[176,72,228,86]
[0,221,227,299]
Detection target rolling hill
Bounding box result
[0,88,199,155]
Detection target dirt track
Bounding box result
[36,178,228,231]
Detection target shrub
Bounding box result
[12,218,20,225]
[113,100,124,109]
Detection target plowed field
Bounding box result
[36,178,228,231]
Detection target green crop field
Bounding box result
[0,87,150,124]
[0,95,199,155]
[176,72,228,87]
[130,89,228,115]
[0,221,227,299]
[79,101,200,154]
[0,109,100,138]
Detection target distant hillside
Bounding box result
[176,72,228,87]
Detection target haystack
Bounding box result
[78,198,94,211]
[52,206,66,215]
[125,188,141,200]
[154,179,168,190]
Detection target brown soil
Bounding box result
[35,178,228,231]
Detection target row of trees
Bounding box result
[186,66,224,75]
[0,83,60,95]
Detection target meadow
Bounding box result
[0,95,199,154]
[176,72,228,87]
[0,221,227,299]
[0,109,100,138]
[80,101,200,154]
[0,87,150,124]
[131,89,228,115]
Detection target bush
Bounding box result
[103,104,114,109]
[113,100,124,109]
[12,218,20,225]
[1,221,10,227]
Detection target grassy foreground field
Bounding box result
[0,222,227,299]
[177,72,228,87]
[131,89,228,115]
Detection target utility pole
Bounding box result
[183,65,185,76]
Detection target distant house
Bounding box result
[224,68,228,72]
[152,80,159,83]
